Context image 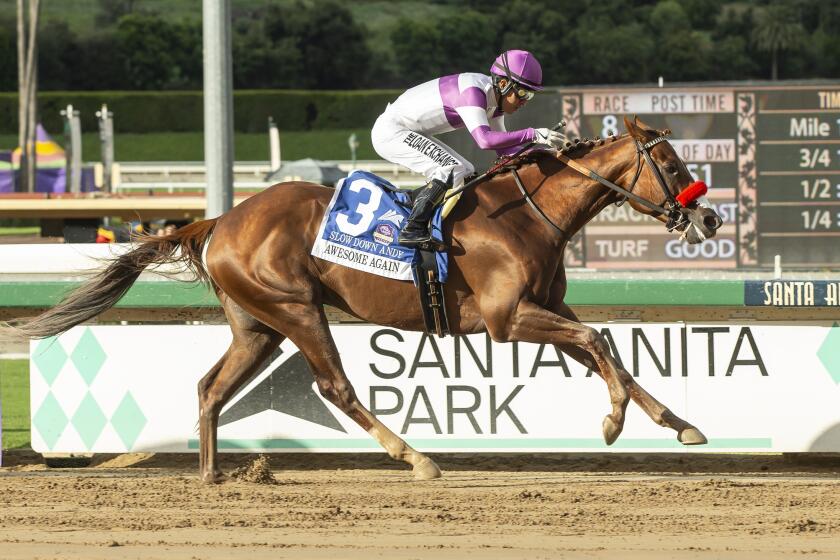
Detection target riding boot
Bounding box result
[398,178,449,247]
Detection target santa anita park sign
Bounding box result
[27,323,840,454]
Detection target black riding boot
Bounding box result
[398,178,449,247]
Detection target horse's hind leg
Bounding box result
[278,305,441,480]
[198,293,285,483]
[552,303,706,445]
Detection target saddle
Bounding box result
[311,170,452,337]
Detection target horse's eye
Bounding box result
[664,164,678,174]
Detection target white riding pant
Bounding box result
[371,113,475,189]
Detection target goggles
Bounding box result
[512,83,535,101]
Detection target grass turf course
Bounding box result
[0,227,40,236]
[0,359,29,450]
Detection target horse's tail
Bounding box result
[9,218,218,339]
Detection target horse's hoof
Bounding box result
[602,415,622,445]
[413,457,442,480]
[201,471,228,484]
[678,427,708,445]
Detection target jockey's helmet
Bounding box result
[490,50,544,94]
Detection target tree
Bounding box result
[391,20,442,84]
[0,17,15,91]
[437,13,499,76]
[37,21,81,91]
[72,33,130,90]
[571,20,654,84]
[648,1,712,82]
[674,0,725,30]
[17,0,40,193]
[496,0,573,85]
[95,0,137,27]
[390,11,499,86]
[115,14,201,89]
[809,1,840,79]
[649,0,691,32]
[709,36,759,80]
[264,1,371,89]
[233,18,303,89]
[655,31,713,82]
[751,3,806,80]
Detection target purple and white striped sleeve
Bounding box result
[488,114,531,156]
[439,74,535,152]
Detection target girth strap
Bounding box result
[510,168,566,236]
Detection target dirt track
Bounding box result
[1,451,839,559]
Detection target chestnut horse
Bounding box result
[11,117,722,483]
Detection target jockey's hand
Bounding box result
[534,128,564,148]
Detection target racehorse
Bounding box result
[9,117,723,483]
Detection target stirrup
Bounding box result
[399,231,446,252]
[410,239,447,252]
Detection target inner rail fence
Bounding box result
[105,160,426,193]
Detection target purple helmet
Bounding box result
[490,50,543,92]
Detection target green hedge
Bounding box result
[0,90,399,134]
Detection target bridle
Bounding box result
[506,134,693,237]
[442,131,698,237]
[554,135,689,231]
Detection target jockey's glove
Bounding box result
[534,128,565,148]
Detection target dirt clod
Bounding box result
[229,454,278,485]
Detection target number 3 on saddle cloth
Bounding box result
[311,170,449,284]
[312,170,451,335]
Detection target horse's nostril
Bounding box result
[704,215,723,230]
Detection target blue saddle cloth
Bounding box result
[311,170,448,284]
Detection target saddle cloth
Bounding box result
[311,170,448,283]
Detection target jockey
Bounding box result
[372,49,564,247]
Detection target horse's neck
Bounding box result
[532,137,638,237]
[468,138,638,248]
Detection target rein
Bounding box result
[442,130,699,236]
[556,136,697,232]
[555,137,675,218]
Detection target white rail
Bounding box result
[112,178,424,193]
[115,160,415,178]
[110,160,425,193]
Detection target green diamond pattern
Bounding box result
[32,337,67,386]
[71,392,107,449]
[111,392,147,449]
[33,392,68,450]
[70,328,106,386]
[817,322,840,384]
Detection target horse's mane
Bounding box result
[485,125,672,179]
[485,132,631,179]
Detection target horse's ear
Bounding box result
[625,115,656,141]
[624,116,642,140]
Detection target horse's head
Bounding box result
[623,116,723,244]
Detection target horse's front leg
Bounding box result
[550,302,707,446]
[486,300,629,444]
